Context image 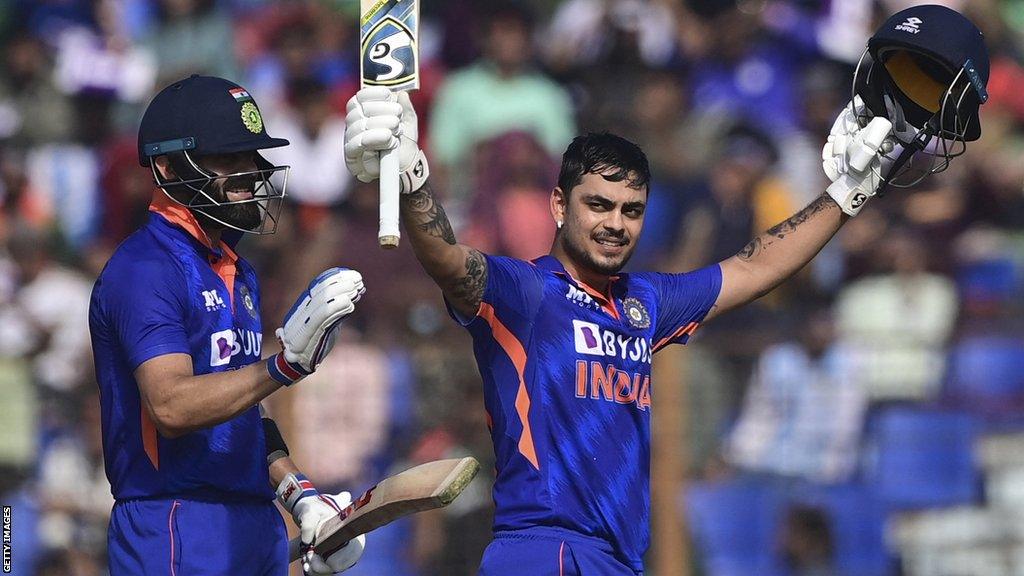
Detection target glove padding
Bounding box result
[268,268,364,385]
[344,86,429,194]
[822,97,896,217]
[277,474,366,574]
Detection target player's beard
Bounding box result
[200,175,262,231]
[559,224,635,277]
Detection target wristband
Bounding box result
[267,352,310,386]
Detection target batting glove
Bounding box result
[344,86,429,194]
[822,97,896,217]
[276,474,366,574]
[267,268,364,386]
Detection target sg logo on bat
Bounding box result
[360,9,418,88]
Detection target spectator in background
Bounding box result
[429,2,574,201]
[725,306,866,484]
[543,0,679,75]
[35,393,111,566]
[261,77,351,226]
[0,33,74,147]
[542,0,680,135]
[461,131,558,260]
[0,225,93,424]
[686,0,805,136]
[625,70,719,270]
[836,228,959,401]
[143,0,239,82]
[667,122,790,271]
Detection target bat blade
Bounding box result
[288,457,480,563]
[360,0,419,249]
[360,0,420,92]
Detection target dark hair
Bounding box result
[557,132,650,196]
[485,1,536,32]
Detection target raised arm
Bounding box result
[345,87,487,318]
[400,181,487,317]
[707,107,894,321]
[710,194,845,320]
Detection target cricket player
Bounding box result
[344,5,986,574]
[90,75,366,575]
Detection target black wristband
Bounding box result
[262,417,289,464]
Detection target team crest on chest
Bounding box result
[623,297,650,329]
[239,284,258,319]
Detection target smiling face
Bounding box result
[157,150,263,231]
[552,170,647,278]
[194,152,263,231]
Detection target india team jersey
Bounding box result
[89,196,271,502]
[455,254,721,571]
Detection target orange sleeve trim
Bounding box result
[141,408,159,470]
[479,302,539,470]
[653,321,699,352]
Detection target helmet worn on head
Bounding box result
[852,4,989,188]
[138,74,289,166]
[138,75,291,235]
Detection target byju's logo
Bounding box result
[895,16,922,34]
[572,320,652,364]
[573,320,605,355]
[202,289,226,312]
[210,329,262,367]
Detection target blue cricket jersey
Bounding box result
[453,254,721,571]
[89,194,272,502]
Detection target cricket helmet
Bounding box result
[852,4,989,187]
[138,75,291,234]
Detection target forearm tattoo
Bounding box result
[404,182,457,245]
[447,249,488,309]
[737,194,836,261]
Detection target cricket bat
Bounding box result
[360,0,420,249]
[287,457,480,563]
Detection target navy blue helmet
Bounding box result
[139,75,291,234]
[852,4,989,187]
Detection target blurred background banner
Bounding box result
[1,0,1023,574]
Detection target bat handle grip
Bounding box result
[378,147,401,249]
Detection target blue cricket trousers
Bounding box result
[108,498,288,575]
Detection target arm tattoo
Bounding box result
[404,182,457,245]
[447,249,487,310]
[764,194,834,240]
[736,194,836,261]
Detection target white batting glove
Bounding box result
[822,97,896,217]
[267,268,364,386]
[276,474,366,574]
[344,86,429,194]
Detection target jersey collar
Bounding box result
[148,191,239,263]
[532,254,621,320]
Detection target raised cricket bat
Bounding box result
[287,457,479,563]
[360,0,420,249]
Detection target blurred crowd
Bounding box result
[1,0,1024,575]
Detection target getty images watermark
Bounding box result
[2,505,10,573]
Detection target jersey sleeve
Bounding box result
[100,257,191,370]
[446,254,546,327]
[646,264,723,352]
